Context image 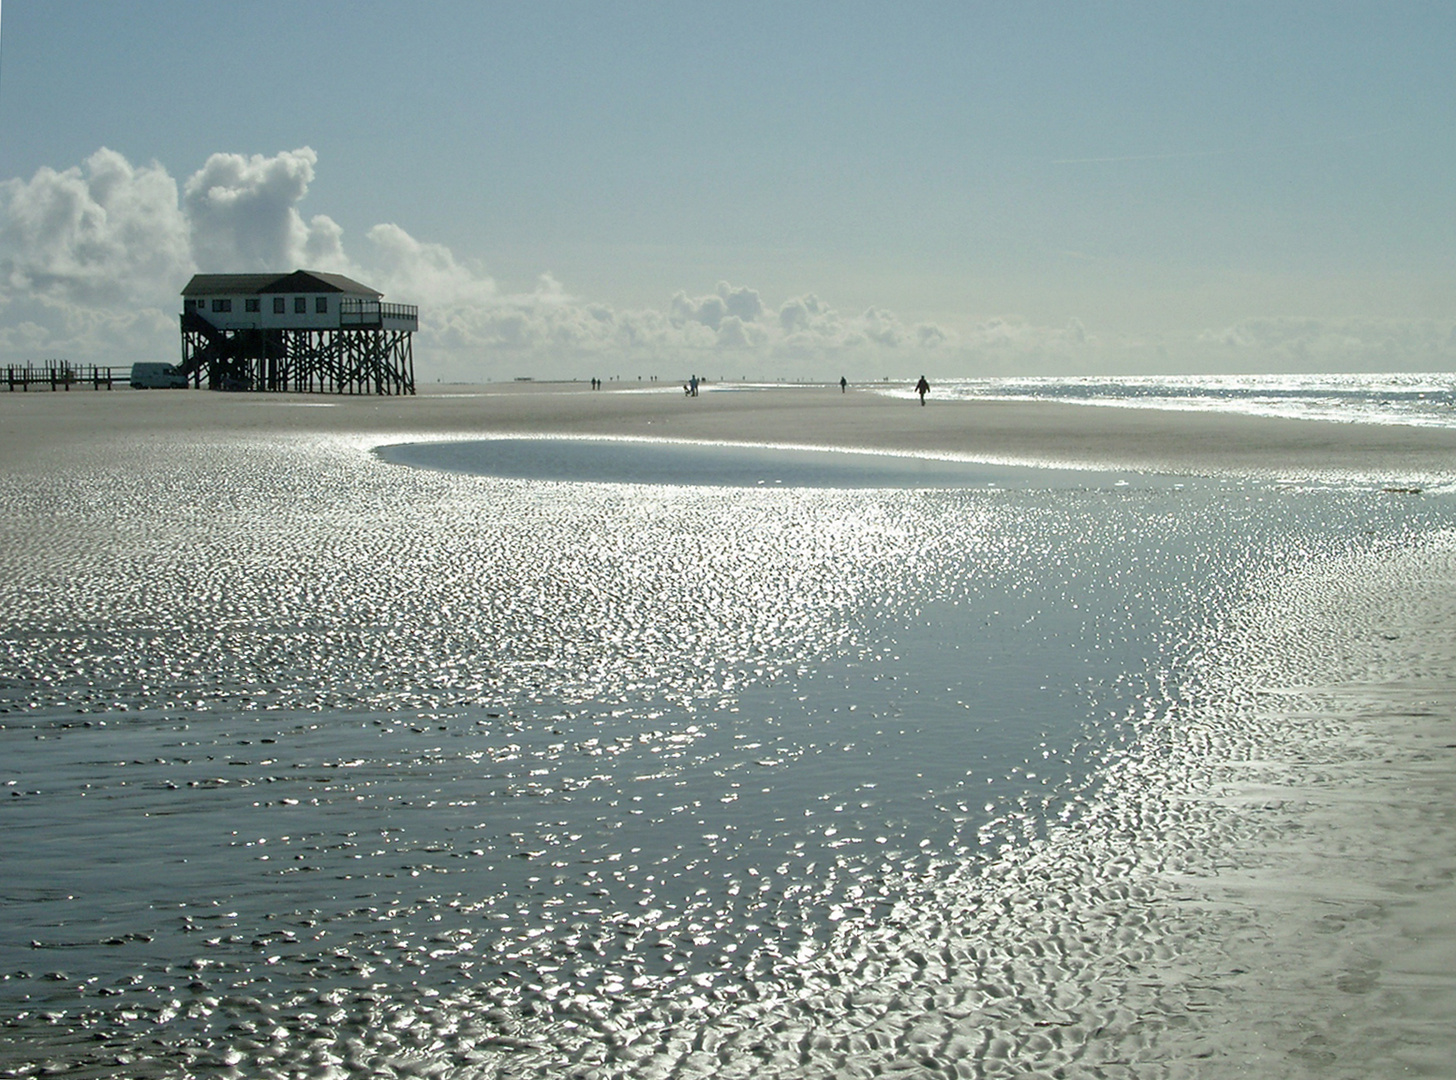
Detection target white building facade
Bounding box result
[179,270,418,394]
[181,270,418,333]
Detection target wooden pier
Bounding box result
[4,362,119,391]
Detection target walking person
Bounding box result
[840,376,847,393]
[915,374,929,406]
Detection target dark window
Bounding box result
[211,298,232,313]
[245,298,260,313]
[294,297,306,314]
[273,297,286,314]
[315,296,328,314]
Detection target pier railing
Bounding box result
[4,361,119,391]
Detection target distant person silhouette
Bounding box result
[915,375,929,406]
[840,376,847,393]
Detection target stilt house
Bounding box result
[180,270,418,394]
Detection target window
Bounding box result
[211,298,232,313]
[273,297,286,314]
[294,297,306,314]
[245,298,260,313]
[315,296,329,314]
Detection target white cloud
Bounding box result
[862,306,905,347]
[0,146,965,378]
[717,281,764,323]
[716,315,762,350]
[670,290,726,331]
[916,323,948,348]
[0,297,178,366]
[363,223,498,308]
[301,214,350,270]
[0,148,192,305]
[777,295,814,333]
[181,148,340,272]
[671,281,765,332]
[7,145,1443,381]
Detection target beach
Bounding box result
[5,381,1456,480]
[1,383,1454,1078]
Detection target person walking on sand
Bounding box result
[840,376,848,393]
[915,375,929,406]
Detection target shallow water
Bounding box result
[376,437,1183,490]
[870,371,1456,429]
[0,435,1449,1077]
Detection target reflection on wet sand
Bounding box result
[1,405,1453,1077]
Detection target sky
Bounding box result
[0,1,1452,382]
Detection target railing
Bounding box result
[4,361,120,391]
[339,299,419,328]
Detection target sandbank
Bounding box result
[3,381,1456,485]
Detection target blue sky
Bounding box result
[1,1,1452,380]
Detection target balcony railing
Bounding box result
[339,298,419,328]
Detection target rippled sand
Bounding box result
[1,388,1453,1078]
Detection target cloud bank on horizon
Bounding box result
[2,146,1452,382]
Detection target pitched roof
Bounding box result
[181,274,279,296]
[181,270,384,298]
[260,270,382,296]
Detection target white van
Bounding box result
[130,363,188,389]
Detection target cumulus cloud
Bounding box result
[34,145,1450,382]
[181,148,347,272]
[0,145,972,378]
[862,307,906,347]
[670,281,766,331]
[916,323,948,348]
[363,222,498,308]
[777,295,815,333]
[718,282,764,322]
[0,298,178,367]
[0,148,191,305]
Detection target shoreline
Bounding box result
[4,382,1456,485]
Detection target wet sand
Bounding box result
[1177,542,1456,1073]
[4,381,1456,483]
[2,382,1455,1075]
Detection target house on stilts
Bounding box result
[180,270,418,394]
